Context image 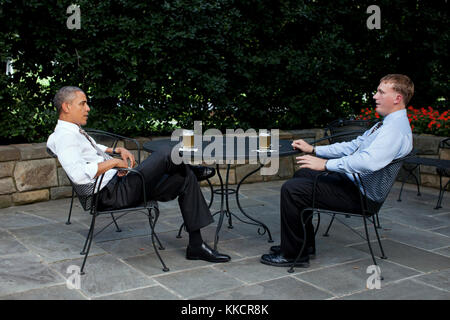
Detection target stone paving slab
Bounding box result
[294,258,420,298]
[339,279,449,300]
[197,276,333,300]
[0,212,53,230]
[378,222,450,251]
[0,253,65,297]
[411,268,450,292]
[94,285,180,300]
[155,267,244,299]
[380,207,449,230]
[350,239,450,273]
[212,257,311,284]
[9,222,105,263]
[434,247,450,257]
[0,230,29,256]
[0,284,86,300]
[50,254,157,299]
[430,226,450,237]
[96,235,166,259]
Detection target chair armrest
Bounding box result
[85,128,142,163]
[311,130,367,146]
[112,167,149,204]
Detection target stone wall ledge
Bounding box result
[0,131,448,209]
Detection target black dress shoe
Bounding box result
[186,242,231,263]
[190,165,216,182]
[270,245,316,259]
[260,253,309,268]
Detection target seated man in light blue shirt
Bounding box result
[261,74,414,267]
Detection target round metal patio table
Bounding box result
[143,138,298,250]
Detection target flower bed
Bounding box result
[357,106,450,136]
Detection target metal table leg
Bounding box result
[212,163,273,250]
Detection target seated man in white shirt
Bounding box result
[260,74,414,267]
[47,86,231,263]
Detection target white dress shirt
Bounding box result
[316,109,412,182]
[47,120,117,191]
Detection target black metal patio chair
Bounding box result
[324,118,374,144]
[62,129,142,225]
[397,137,450,209]
[435,138,450,208]
[397,138,450,209]
[288,153,413,278]
[47,146,170,274]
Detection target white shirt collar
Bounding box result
[56,119,83,133]
[383,109,407,125]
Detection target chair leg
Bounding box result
[323,214,335,237]
[314,213,321,236]
[110,213,122,232]
[414,166,422,196]
[148,207,164,250]
[435,176,449,209]
[397,170,410,202]
[372,216,387,259]
[176,222,185,238]
[66,189,75,225]
[375,211,382,229]
[80,214,97,255]
[362,215,380,272]
[147,213,169,272]
[80,214,97,275]
[207,178,214,209]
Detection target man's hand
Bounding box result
[95,158,128,178]
[296,155,327,171]
[113,158,130,177]
[292,139,314,153]
[116,147,136,168]
[107,147,136,168]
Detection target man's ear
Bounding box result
[61,101,71,113]
[394,93,403,105]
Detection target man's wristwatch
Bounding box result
[312,147,316,156]
[112,147,118,155]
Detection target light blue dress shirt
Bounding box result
[315,109,413,184]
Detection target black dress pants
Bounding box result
[280,168,363,258]
[97,145,214,232]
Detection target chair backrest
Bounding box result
[355,154,412,213]
[325,118,374,144]
[438,137,450,153]
[438,138,450,176]
[46,147,97,211]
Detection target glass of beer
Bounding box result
[182,130,194,149]
[259,130,271,150]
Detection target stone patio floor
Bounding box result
[0,180,449,300]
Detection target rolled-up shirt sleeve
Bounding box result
[322,128,405,174]
[55,134,99,183]
[97,144,109,153]
[316,133,367,159]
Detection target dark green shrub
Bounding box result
[0,0,448,143]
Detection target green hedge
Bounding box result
[0,0,448,144]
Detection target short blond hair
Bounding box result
[380,74,414,106]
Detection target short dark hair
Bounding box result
[53,86,84,114]
[380,74,414,106]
